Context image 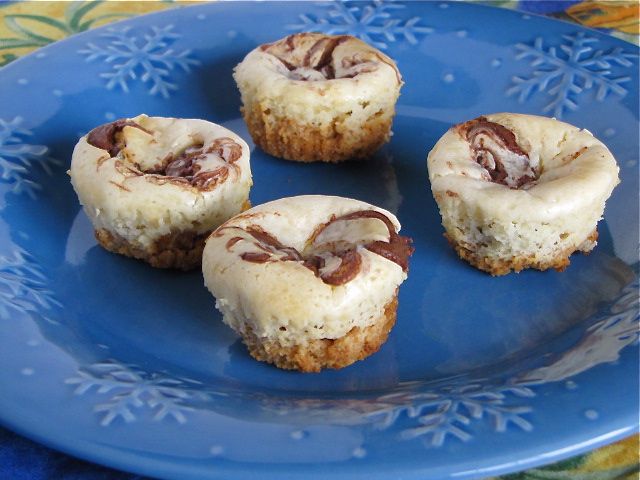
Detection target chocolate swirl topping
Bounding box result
[146,137,243,190]
[217,209,413,286]
[260,33,391,81]
[87,120,149,157]
[456,116,537,189]
[88,119,243,192]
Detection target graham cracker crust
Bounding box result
[95,228,209,271]
[240,295,398,372]
[445,229,598,276]
[242,103,393,163]
[95,200,251,270]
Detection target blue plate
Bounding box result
[0,2,638,479]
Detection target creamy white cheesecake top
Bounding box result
[233,33,402,124]
[427,113,620,223]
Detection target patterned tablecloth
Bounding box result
[0,1,638,479]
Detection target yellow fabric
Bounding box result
[567,1,640,35]
[579,436,640,475]
[0,1,195,63]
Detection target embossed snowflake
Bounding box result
[508,32,637,118]
[518,280,640,384]
[0,117,57,198]
[63,280,639,446]
[365,382,534,447]
[66,360,211,426]
[0,247,61,321]
[79,25,200,98]
[287,0,433,50]
[363,279,638,447]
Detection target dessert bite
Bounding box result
[427,113,620,275]
[233,33,403,162]
[69,115,252,270]
[202,195,413,372]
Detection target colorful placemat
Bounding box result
[1,1,638,479]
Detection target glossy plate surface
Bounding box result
[0,2,638,479]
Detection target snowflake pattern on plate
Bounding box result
[0,246,61,322]
[366,381,534,447]
[66,360,217,426]
[377,279,638,447]
[518,280,640,385]
[287,0,433,50]
[66,281,639,445]
[0,117,58,199]
[79,25,200,98]
[508,32,638,118]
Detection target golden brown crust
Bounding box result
[445,229,598,276]
[240,296,398,372]
[95,228,209,271]
[241,103,393,163]
[95,200,252,270]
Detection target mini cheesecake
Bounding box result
[427,113,619,275]
[202,195,413,372]
[69,115,252,270]
[233,33,403,163]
